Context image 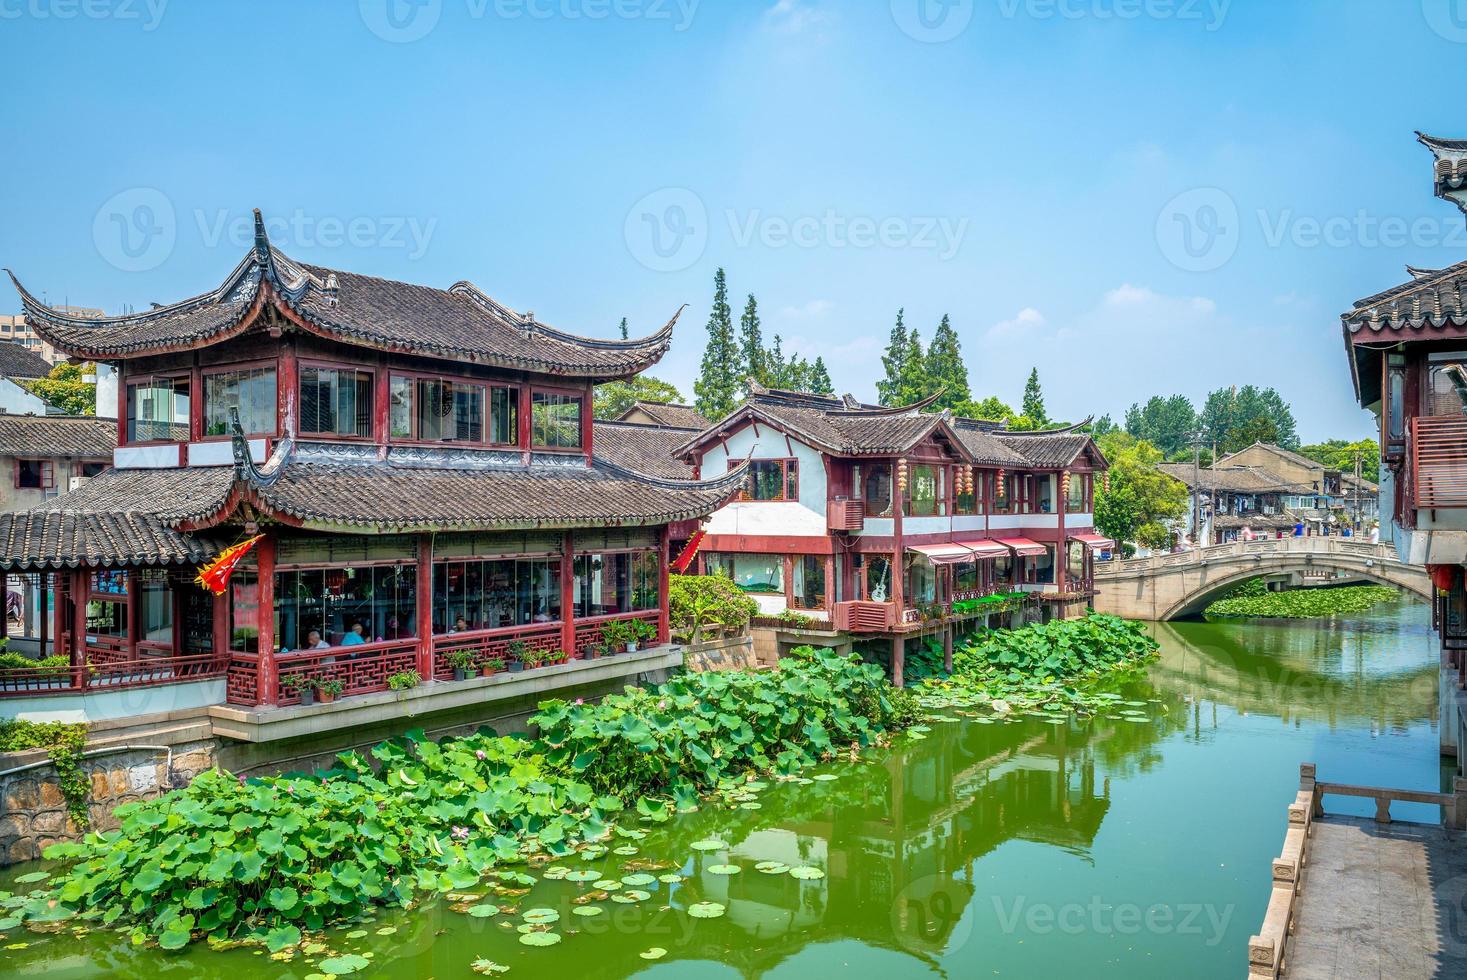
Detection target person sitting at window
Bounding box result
[453,616,470,633]
[341,622,367,646]
[307,629,330,650]
[532,601,551,624]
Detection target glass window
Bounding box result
[531,392,583,449]
[904,556,937,605]
[793,555,825,610]
[955,468,977,515]
[574,552,637,617]
[489,386,518,445]
[1036,475,1055,514]
[1427,358,1467,417]
[906,464,943,517]
[860,464,893,516]
[138,570,173,645]
[1034,546,1055,585]
[954,561,978,593]
[1066,473,1088,513]
[748,460,794,501]
[85,599,127,637]
[204,366,277,437]
[391,376,486,443]
[274,563,417,652]
[229,566,259,653]
[1387,354,1406,444]
[433,558,562,632]
[127,376,190,443]
[14,459,51,490]
[992,554,1014,585]
[860,555,893,602]
[706,553,783,596]
[1067,541,1087,584]
[300,367,373,437]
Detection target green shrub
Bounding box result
[0,652,70,674]
[0,719,89,828]
[668,574,757,642]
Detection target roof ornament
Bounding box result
[321,273,339,309]
[252,209,270,264]
[841,393,861,409]
[230,408,283,488]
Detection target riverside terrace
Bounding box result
[0,210,747,735]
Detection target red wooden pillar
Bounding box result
[212,590,229,665]
[38,571,49,657]
[255,533,277,706]
[0,570,8,641]
[783,554,795,610]
[51,571,65,663]
[1056,474,1067,596]
[580,384,594,465]
[71,568,88,690]
[372,354,390,446]
[891,460,905,618]
[560,530,576,657]
[115,364,128,449]
[519,386,534,464]
[125,568,140,660]
[824,554,836,618]
[416,534,434,679]
[657,524,671,645]
[277,339,299,439]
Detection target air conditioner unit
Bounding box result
[69,476,89,492]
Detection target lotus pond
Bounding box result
[0,599,1443,978]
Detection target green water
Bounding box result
[1,600,1443,979]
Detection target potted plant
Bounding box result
[549,649,570,665]
[387,670,420,692]
[446,648,478,682]
[506,640,528,673]
[282,673,317,705]
[600,619,634,653]
[632,618,658,650]
[317,677,344,704]
[519,648,547,671]
[481,655,505,677]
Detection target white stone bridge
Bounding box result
[1092,537,1432,621]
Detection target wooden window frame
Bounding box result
[297,360,376,441]
[388,370,521,448]
[13,458,54,491]
[199,358,279,441]
[528,386,588,453]
[124,373,193,446]
[743,458,799,502]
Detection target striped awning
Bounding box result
[1069,533,1114,552]
[996,537,1047,557]
[956,539,1011,559]
[907,543,978,566]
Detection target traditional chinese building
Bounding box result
[675,385,1112,682]
[0,211,745,733]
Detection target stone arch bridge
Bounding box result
[1091,537,1432,621]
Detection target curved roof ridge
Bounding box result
[997,416,1095,436]
[837,389,945,417]
[450,280,681,352]
[1418,131,1467,153]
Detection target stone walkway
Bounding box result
[1289,816,1467,979]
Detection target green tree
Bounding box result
[1200,385,1299,453]
[1021,368,1048,425]
[618,317,628,340]
[924,314,972,410]
[694,268,740,420]
[738,294,765,388]
[1297,438,1380,476]
[894,328,928,406]
[962,396,1015,422]
[593,376,684,421]
[1094,432,1189,552]
[876,309,909,406]
[1090,414,1118,438]
[21,362,95,415]
[1124,394,1197,457]
[1220,414,1278,455]
[808,357,834,396]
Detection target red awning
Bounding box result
[996,537,1047,557]
[907,543,977,566]
[1069,533,1115,551]
[955,539,1010,559]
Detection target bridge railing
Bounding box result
[1094,537,1404,577]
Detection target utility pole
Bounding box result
[1353,449,1363,531]
[1191,431,1204,547]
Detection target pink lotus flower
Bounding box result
[475,749,486,760]
[451,825,469,841]
[575,698,584,705]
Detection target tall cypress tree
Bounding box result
[876,308,908,406]
[925,314,972,410]
[808,356,834,396]
[693,268,740,420]
[618,317,628,340]
[739,294,764,388]
[895,329,927,406]
[1021,367,1049,425]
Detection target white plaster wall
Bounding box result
[95,364,118,419]
[0,380,52,416]
[115,445,181,469]
[188,439,266,467]
[1,679,226,724]
[751,594,788,615]
[699,421,827,530]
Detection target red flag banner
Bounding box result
[670,528,707,574]
[195,534,264,596]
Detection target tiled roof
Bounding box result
[0,341,54,380]
[617,401,709,429]
[1420,132,1467,206]
[685,388,959,458]
[592,421,697,479]
[1156,463,1308,494]
[1216,442,1331,474]
[1214,511,1305,531]
[7,211,675,378]
[950,419,1029,467]
[0,415,115,459]
[996,431,1095,469]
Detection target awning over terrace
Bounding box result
[996,537,1047,557]
[956,539,1010,559]
[906,543,978,566]
[1069,533,1115,551]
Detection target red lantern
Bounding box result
[1429,564,1459,593]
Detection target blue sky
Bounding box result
[2,0,1465,441]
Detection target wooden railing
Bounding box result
[827,499,865,531]
[1412,414,1467,509]
[271,638,421,707]
[572,610,659,657]
[430,623,562,680]
[1247,763,1467,978]
[0,651,228,698]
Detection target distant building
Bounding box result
[0,310,100,365]
[0,340,61,415]
[0,415,113,511]
[616,400,709,429]
[1157,463,1309,544]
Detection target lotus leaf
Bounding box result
[518,931,561,947]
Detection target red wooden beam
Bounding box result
[657,524,671,645]
[416,534,434,678]
[255,533,277,706]
[560,530,576,658]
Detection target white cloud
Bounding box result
[762,0,833,35]
[778,299,834,319]
[986,307,1046,339]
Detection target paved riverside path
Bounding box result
[1288,816,1467,978]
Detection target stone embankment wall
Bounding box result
[683,634,759,672]
[0,738,215,864]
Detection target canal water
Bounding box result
[1,599,1443,979]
